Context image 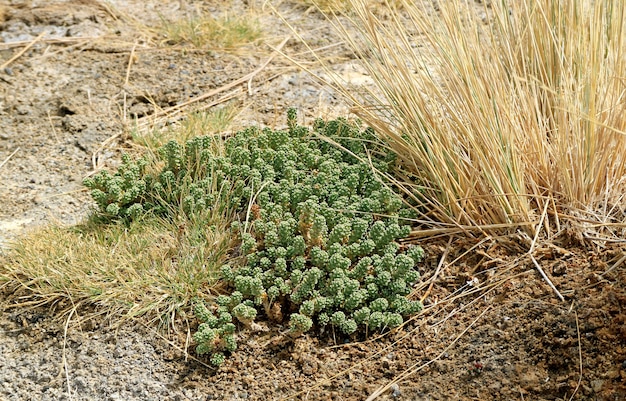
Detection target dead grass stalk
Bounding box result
[328,0,626,236]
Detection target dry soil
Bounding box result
[1,1,625,400]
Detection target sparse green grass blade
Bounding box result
[133,104,240,149]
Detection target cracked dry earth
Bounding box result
[1,1,626,400]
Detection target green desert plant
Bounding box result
[325,0,626,234]
[1,119,238,328]
[84,134,239,222]
[190,110,423,365]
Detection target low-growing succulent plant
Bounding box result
[192,111,424,365]
[83,154,149,219]
[193,301,238,361]
[86,110,424,367]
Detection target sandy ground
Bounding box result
[1,1,625,400]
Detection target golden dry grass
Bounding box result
[328,0,626,236]
[0,215,233,328]
[158,12,262,51]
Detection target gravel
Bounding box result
[0,311,210,401]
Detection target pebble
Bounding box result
[391,383,401,397]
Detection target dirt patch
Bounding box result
[1,1,625,400]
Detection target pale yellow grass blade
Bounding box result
[322,0,626,237]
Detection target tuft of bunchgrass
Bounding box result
[327,0,626,235]
[133,103,240,149]
[158,12,262,51]
[0,215,233,328]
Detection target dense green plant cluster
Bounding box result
[192,110,423,365]
[84,110,424,367]
[84,135,238,220]
[83,153,149,219]
[193,293,249,366]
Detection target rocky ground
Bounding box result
[1,1,625,400]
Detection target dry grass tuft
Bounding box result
[134,103,240,149]
[329,0,626,236]
[158,12,262,51]
[0,215,232,329]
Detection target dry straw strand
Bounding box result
[324,0,626,237]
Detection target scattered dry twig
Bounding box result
[530,254,564,302]
[528,200,565,301]
[601,253,626,278]
[46,111,60,143]
[124,40,139,86]
[135,35,291,130]
[0,147,20,171]
[0,31,46,70]
[135,319,214,370]
[0,36,103,49]
[62,306,76,401]
[365,306,492,401]
[407,221,536,239]
[90,133,122,172]
[568,309,583,401]
[420,236,452,303]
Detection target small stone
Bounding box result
[591,379,604,393]
[301,356,318,375]
[390,383,401,397]
[17,340,30,351]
